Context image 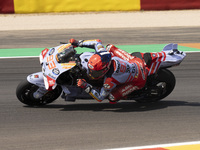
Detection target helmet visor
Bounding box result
[88,68,107,79]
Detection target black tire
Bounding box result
[135,68,176,103]
[155,68,176,100]
[16,79,62,106]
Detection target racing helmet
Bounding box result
[88,52,111,80]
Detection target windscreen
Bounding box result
[56,46,76,63]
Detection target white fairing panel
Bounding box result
[160,43,186,68]
[27,72,45,88]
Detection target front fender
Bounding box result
[27,72,45,88]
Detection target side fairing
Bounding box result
[27,72,45,88]
[41,44,76,90]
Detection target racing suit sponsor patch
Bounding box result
[122,86,139,97]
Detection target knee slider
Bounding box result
[108,93,120,101]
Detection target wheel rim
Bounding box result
[20,84,61,106]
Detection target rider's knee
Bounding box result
[108,83,140,101]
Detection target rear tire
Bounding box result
[16,80,62,106]
[135,68,176,103]
[155,68,176,100]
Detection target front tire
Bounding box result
[16,80,62,106]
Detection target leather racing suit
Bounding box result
[75,39,147,102]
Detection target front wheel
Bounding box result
[16,80,62,106]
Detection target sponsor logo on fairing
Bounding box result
[57,44,71,53]
[34,75,39,78]
[49,48,55,55]
[48,79,55,86]
[48,73,56,80]
[52,68,60,75]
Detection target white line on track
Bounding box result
[104,141,200,150]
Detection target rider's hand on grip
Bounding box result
[69,38,79,48]
[77,79,88,89]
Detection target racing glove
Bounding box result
[69,38,79,48]
[69,38,84,48]
[77,79,88,88]
[77,79,92,93]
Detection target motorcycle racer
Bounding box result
[69,39,147,103]
[16,39,186,106]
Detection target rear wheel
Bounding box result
[135,69,176,103]
[16,80,62,106]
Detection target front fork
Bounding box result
[33,87,48,99]
[27,72,48,99]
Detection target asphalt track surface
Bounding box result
[0,27,200,150]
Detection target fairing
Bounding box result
[40,44,76,90]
